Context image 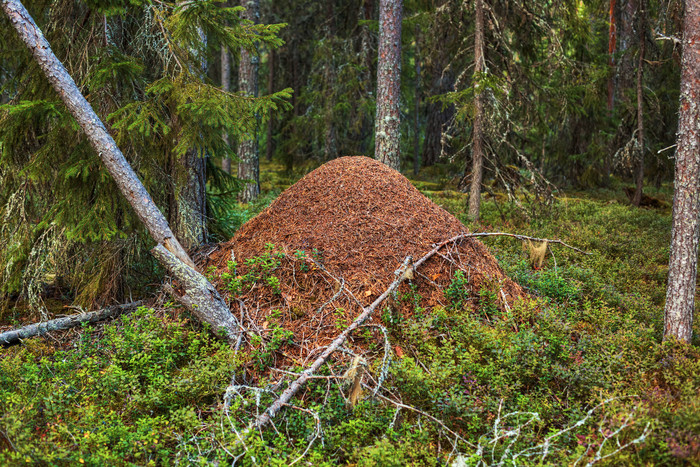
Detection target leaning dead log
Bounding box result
[153,245,240,342]
[0,301,142,346]
[1,0,191,269]
[1,0,239,338]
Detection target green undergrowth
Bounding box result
[1,189,699,465]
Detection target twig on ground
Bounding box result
[370,387,475,449]
[425,232,590,260]
[283,403,322,466]
[361,324,392,396]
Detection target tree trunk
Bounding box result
[323,5,338,162]
[237,0,260,203]
[266,48,275,162]
[374,0,402,171]
[413,28,421,176]
[172,148,207,250]
[618,0,636,95]
[0,302,141,346]
[357,0,375,156]
[222,44,232,174]
[632,1,645,207]
[421,67,454,167]
[607,0,617,114]
[664,0,700,343]
[172,16,207,250]
[603,0,617,186]
[468,0,485,220]
[1,0,239,340]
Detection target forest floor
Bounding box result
[1,159,698,466]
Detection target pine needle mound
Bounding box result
[206,156,525,362]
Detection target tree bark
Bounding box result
[421,67,454,167]
[1,0,239,339]
[237,0,260,203]
[266,48,275,162]
[664,0,700,343]
[374,0,402,171]
[0,302,142,346]
[172,148,207,250]
[603,0,617,185]
[468,0,486,220]
[607,0,617,114]
[323,2,337,162]
[153,245,240,341]
[222,43,233,174]
[172,14,208,250]
[413,28,421,176]
[632,1,645,207]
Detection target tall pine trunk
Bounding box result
[374,0,402,171]
[172,150,207,250]
[413,29,421,176]
[607,0,617,113]
[632,1,645,206]
[664,0,700,342]
[323,3,337,162]
[172,15,206,250]
[603,0,617,185]
[237,0,260,203]
[468,0,485,220]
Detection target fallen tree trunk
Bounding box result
[0,301,142,346]
[1,0,239,338]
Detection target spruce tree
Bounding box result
[0,0,290,308]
